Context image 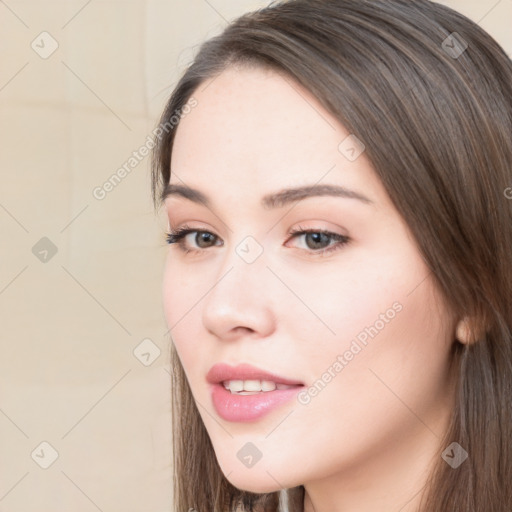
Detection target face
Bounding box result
[162,65,458,494]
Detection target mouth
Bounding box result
[206,362,305,422]
[206,362,304,389]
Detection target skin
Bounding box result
[162,65,461,512]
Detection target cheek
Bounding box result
[285,246,408,369]
[296,255,452,441]
[295,238,452,410]
[162,255,204,367]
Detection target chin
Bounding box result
[223,470,283,495]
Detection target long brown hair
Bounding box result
[151,1,512,510]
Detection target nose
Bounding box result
[201,246,276,341]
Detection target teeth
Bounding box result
[222,379,298,394]
[262,381,278,391]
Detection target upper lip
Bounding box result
[206,363,304,386]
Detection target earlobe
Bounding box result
[455,317,475,345]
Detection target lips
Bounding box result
[206,363,305,422]
[206,362,304,386]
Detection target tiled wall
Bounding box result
[0,1,510,511]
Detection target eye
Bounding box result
[165,225,221,253]
[286,225,350,256]
[165,224,350,256]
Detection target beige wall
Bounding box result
[0,1,510,511]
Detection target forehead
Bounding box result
[171,65,347,173]
[168,65,390,216]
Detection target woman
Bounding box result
[151,1,512,510]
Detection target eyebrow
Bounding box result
[161,182,373,209]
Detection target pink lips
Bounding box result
[206,362,304,386]
[207,363,304,422]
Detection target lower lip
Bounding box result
[210,383,304,422]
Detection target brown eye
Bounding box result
[166,227,222,253]
[303,232,331,250]
[287,227,350,256]
[166,226,349,257]
[195,232,217,248]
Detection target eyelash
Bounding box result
[165,224,350,257]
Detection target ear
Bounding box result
[455,316,475,345]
